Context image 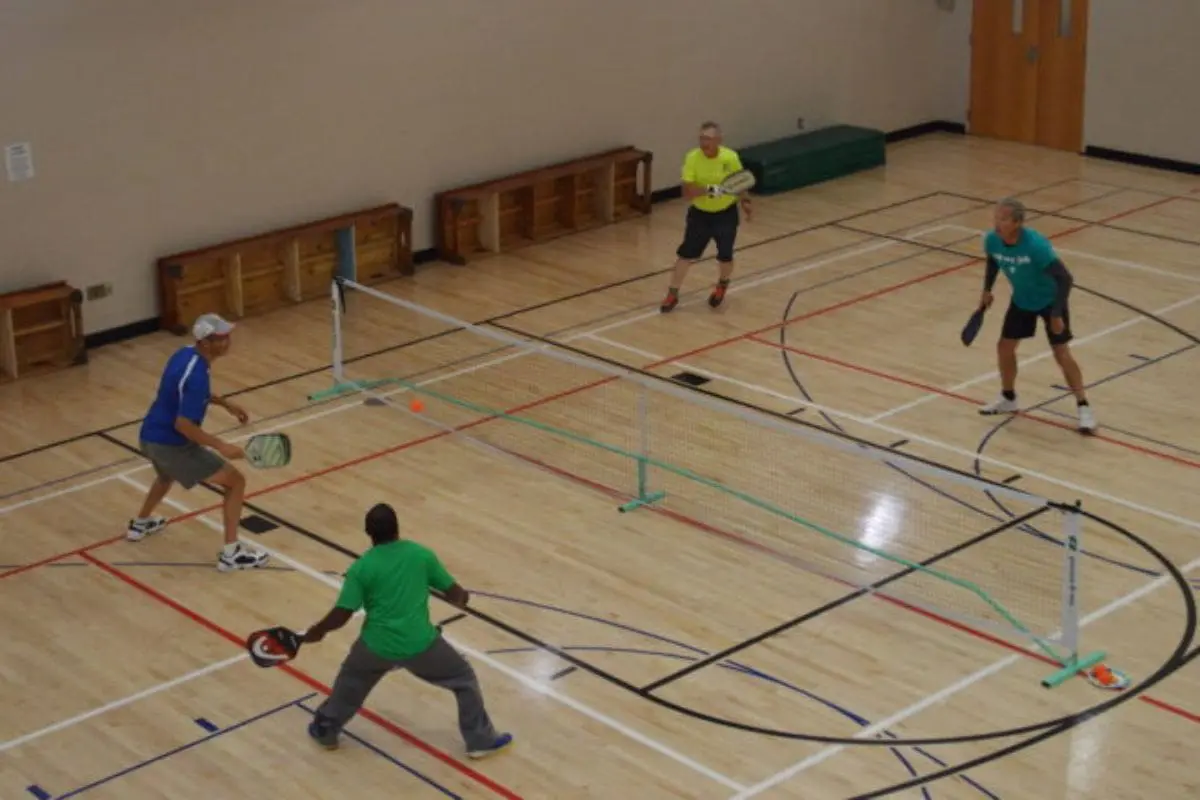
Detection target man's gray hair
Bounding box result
[700,121,722,135]
[996,196,1026,223]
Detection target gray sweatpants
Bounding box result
[314,634,498,749]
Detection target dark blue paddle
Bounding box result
[961,306,986,346]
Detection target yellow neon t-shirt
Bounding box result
[682,146,743,213]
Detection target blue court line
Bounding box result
[49,694,315,798]
[43,692,456,799]
[488,644,997,798]
[294,700,462,799]
[473,591,999,799]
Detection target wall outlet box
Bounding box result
[85,283,113,301]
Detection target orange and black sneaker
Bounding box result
[708,279,730,308]
[660,288,680,313]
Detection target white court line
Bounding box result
[731,552,1200,799]
[936,223,1200,285]
[584,332,1200,533]
[116,475,746,793]
[1,229,948,518]
[868,290,1200,423]
[0,652,247,753]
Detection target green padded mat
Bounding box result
[738,125,886,195]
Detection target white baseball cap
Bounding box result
[192,313,235,340]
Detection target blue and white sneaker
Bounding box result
[467,732,514,760]
[126,515,167,541]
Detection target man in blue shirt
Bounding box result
[978,198,1096,433]
[128,313,269,571]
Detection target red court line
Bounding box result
[751,338,1200,471]
[0,379,624,581]
[632,191,1180,375]
[5,187,1176,581]
[79,550,524,800]
[487,435,1200,727]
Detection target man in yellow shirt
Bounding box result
[661,121,752,312]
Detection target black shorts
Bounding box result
[676,203,739,262]
[1001,301,1073,345]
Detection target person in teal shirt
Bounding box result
[977,197,1096,433]
[301,503,513,759]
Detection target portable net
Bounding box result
[313,277,1107,687]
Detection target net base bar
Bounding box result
[308,378,395,403]
[1041,650,1107,689]
[618,458,666,513]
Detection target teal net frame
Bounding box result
[312,277,1105,688]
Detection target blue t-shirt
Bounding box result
[982,228,1059,312]
[139,346,211,446]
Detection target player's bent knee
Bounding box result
[210,464,245,489]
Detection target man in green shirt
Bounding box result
[301,503,513,759]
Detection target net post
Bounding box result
[1042,500,1106,688]
[308,278,379,402]
[618,380,666,513]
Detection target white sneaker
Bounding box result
[218,542,270,572]
[1077,404,1097,433]
[979,395,1019,415]
[127,515,167,541]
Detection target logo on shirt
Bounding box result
[993,253,1032,273]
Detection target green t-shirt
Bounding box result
[335,539,456,660]
[982,228,1059,311]
[682,145,742,213]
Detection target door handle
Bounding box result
[1026,45,1039,63]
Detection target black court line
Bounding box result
[437,613,467,627]
[94,396,1199,751]
[529,192,994,342]
[549,666,578,681]
[637,505,1051,694]
[0,191,948,468]
[939,189,1200,248]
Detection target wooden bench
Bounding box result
[435,146,653,265]
[157,203,413,335]
[0,281,87,382]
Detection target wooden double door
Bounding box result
[968,0,1090,151]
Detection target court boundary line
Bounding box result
[0,653,249,754]
[0,190,951,467]
[1,227,954,517]
[581,332,1200,534]
[750,337,1200,471]
[73,549,526,800]
[109,473,749,793]
[938,189,1200,248]
[2,179,1191,794]
[115,413,1200,794]
[734,548,1200,799]
[42,691,463,800]
[4,316,1194,791]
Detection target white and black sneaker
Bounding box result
[217,542,270,572]
[126,515,167,542]
[979,395,1019,415]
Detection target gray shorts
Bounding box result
[140,439,226,489]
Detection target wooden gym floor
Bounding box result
[2,133,1200,799]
